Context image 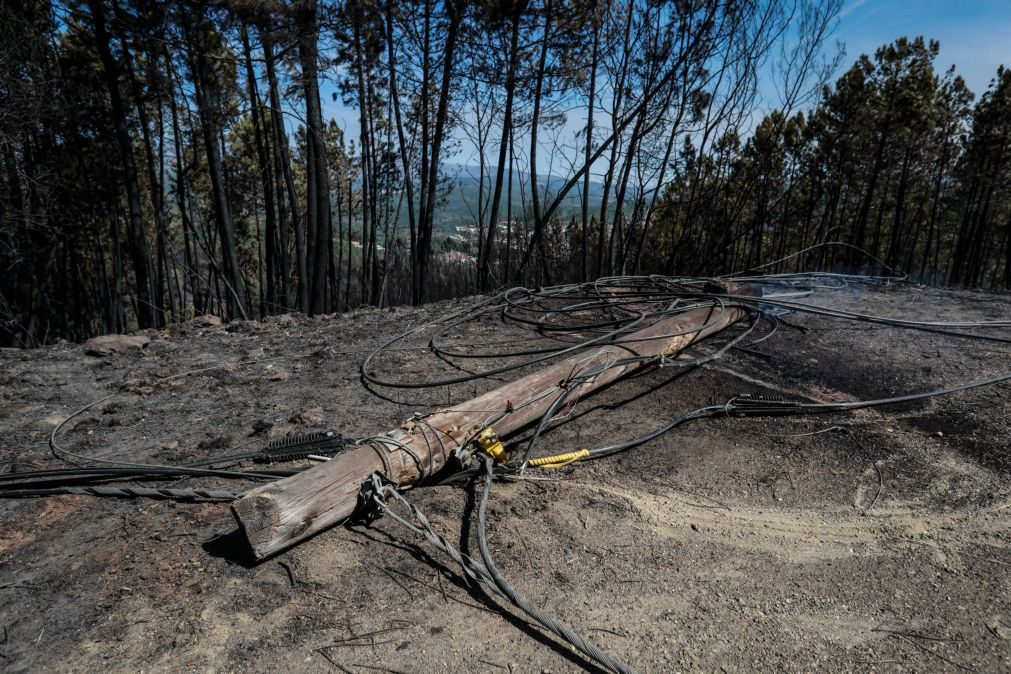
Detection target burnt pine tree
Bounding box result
[87,0,157,328]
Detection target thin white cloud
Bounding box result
[839,0,871,19]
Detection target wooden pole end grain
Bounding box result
[232,447,386,559]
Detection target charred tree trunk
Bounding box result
[521,0,553,285]
[88,0,156,328]
[297,0,332,316]
[478,7,521,292]
[386,0,418,304]
[417,0,464,303]
[242,24,279,314]
[186,10,247,319]
[580,17,600,282]
[263,27,304,310]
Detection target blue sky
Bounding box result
[317,0,1010,171]
[834,0,1010,96]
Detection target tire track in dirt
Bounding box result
[565,479,1011,566]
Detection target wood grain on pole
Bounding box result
[233,287,752,559]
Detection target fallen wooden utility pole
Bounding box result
[233,282,755,559]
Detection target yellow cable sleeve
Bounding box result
[529,448,590,468]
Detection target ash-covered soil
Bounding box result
[1,284,1010,673]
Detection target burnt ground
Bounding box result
[1,283,1010,673]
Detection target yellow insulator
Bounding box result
[475,427,508,463]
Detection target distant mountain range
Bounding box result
[373,165,628,244]
[430,164,613,236]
